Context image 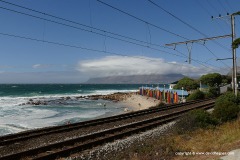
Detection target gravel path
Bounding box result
[67,122,175,160]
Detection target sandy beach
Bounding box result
[90,92,161,112]
[121,94,161,111]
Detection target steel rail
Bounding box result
[0,101,214,160]
[0,99,214,146]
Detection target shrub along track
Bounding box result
[0,99,215,160]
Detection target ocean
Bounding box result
[0,84,162,136]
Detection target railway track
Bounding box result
[0,99,215,160]
[0,98,213,146]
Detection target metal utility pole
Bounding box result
[231,14,238,96]
[165,34,231,64]
[212,12,239,96]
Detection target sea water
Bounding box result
[0,84,154,136]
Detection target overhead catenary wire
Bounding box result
[96,0,189,40]
[0,1,226,71]
[0,0,196,59]
[0,30,187,61]
[0,0,170,50]
[203,44,230,68]
[145,22,152,44]
[0,0,234,42]
[88,0,93,29]
[0,31,222,72]
[147,0,231,68]
[0,0,221,66]
[0,5,189,58]
[97,0,231,68]
[147,0,231,52]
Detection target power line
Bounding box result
[0,0,168,50]
[0,31,187,60]
[218,0,229,13]
[0,5,189,58]
[206,0,221,15]
[0,0,219,66]
[203,44,230,68]
[0,2,225,72]
[6,32,221,72]
[0,31,221,72]
[168,47,223,69]
[206,0,232,31]
[196,0,228,34]
[147,0,231,68]
[224,0,234,12]
[223,0,240,33]
[0,0,198,59]
[96,0,188,40]
[0,3,212,67]
[148,0,205,38]
[147,0,231,52]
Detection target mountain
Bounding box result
[84,74,184,84]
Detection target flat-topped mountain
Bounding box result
[84,74,184,84]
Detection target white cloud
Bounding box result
[32,64,72,70]
[32,64,49,69]
[77,56,215,77]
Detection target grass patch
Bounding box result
[94,118,240,160]
[173,119,240,152]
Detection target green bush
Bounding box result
[204,91,215,98]
[174,109,218,134]
[215,92,239,106]
[208,87,219,97]
[227,87,233,92]
[187,90,205,101]
[213,100,240,123]
[192,109,218,127]
[173,77,199,91]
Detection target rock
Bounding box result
[124,108,129,112]
[90,97,99,100]
[33,101,41,105]
[65,97,71,100]
[76,96,84,99]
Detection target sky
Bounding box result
[0,0,239,83]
